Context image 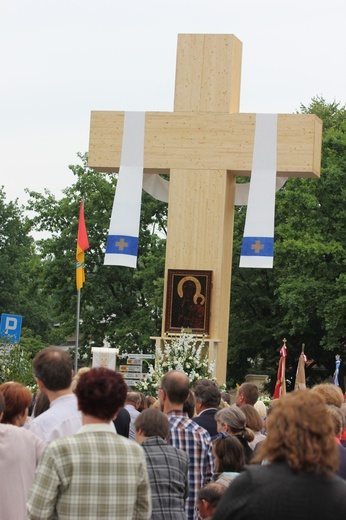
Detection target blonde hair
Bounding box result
[253,389,338,475]
[254,400,267,420]
[311,383,344,408]
[72,367,91,392]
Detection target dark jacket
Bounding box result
[113,407,130,438]
[213,462,346,520]
[193,409,219,439]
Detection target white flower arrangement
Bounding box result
[135,330,215,395]
[258,394,271,407]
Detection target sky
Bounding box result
[1,0,345,206]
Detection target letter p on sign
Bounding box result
[0,314,22,343]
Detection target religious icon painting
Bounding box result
[165,269,212,335]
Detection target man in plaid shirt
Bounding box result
[27,368,151,520]
[159,370,214,520]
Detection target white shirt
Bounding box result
[27,393,82,442]
[77,423,117,434]
[249,431,266,450]
[125,404,140,440]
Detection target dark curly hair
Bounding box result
[75,368,127,421]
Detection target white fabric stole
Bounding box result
[104,111,145,268]
[143,172,287,206]
[239,114,278,268]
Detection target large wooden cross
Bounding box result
[88,34,322,384]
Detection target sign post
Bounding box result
[0,314,23,344]
[120,353,155,387]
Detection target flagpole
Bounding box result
[74,289,81,374]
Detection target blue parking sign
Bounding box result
[0,314,23,343]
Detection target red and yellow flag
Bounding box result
[273,340,287,399]
[76,200,89,290]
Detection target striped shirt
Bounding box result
[167,411,214,520]
[142,436,189,519]
[27,424,151,520]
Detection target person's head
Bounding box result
[340,403,346,430]
[134,408,170,443]
[183,389,196,418]
[193,378,221,413]
[71,367,91,393]
[160,370,190,409]
[235,383,259,407]
[137,392,148,412]
[213,435,245,473]
[0,382,32,426]
[182,280,196,299]
[0,390,6,421]
[215,406,255,443]
[253,389,338,475]
[33,347,73,392]
[311,383,344,408]
[32,389,50,418]
[75,367,127,421]
[196,482,226,519]
[126,392,140,409]
[221,392,231,405]
[241,404,264,433]
[326,405,344,438]
[146,396,157,408]
[254,400,267,421]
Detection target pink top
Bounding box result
[0,423,45,520]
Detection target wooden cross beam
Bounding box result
[88,34,322,384]
[89,111,321,178]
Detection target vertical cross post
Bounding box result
[163,34,242,382]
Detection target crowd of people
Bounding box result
[1,346,346,519]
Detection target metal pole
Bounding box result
[74,289,81,374]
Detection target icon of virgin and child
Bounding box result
[171,276,207,330]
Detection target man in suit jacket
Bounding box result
[193,379,221,440]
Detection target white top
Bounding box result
[125,404,140,440]
[0,423,45,520]
[249,431,266,450]
[27,393,82,442]
[77,423,117,434]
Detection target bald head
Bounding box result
[161,370,190,405]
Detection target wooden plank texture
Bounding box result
[88,111,322,178]
[88,33,322,384]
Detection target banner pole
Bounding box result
[74,289,81,374]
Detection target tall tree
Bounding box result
[26,154,167,362]
[227,98,346,391]
[0,188,52,342]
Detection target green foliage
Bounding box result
[0,188,55,345]
[1,98,345,392]
[228,98,346,392]
[0,328,45,387]
[26,154,167,363]
[135,330,215,396]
